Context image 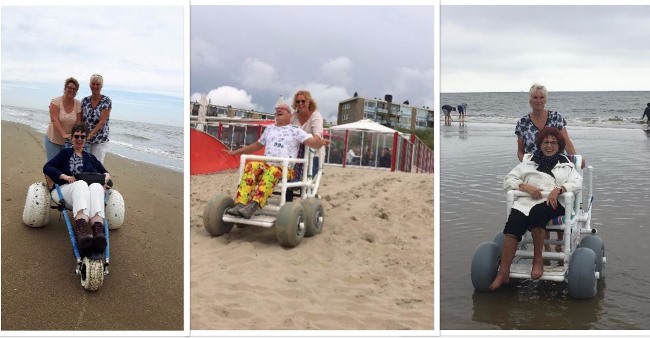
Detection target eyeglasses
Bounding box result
[66,86,78,92]
[295,100,307,104]
[542,141,558,146]
[73,134,87,139]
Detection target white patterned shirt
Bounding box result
[258,124,311,159]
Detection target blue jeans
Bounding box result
[44,136,72,162]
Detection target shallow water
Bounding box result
[440,123,650,330]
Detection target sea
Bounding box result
[439,91,650,330]
[442,91,650,130]
[1,105,183,172]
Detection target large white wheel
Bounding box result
[105,189,125,229]
[302,197,324,237]
[203,194,234,236]
[568,247,597,299]
[580,235,605,278]
[470,241,501,292]
[22,182,51,228]
[80,257,104,291]
[275,202,305,248]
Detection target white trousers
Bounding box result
[51,181,105,219]
[88,142,108,164]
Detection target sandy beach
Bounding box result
[1,121,184,331]
[440,122,650,330]
[190,166,434,330]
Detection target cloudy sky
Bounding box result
[441,5,650,93]
[190,5,434,124]
[1,5,184,127]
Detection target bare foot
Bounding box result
[555,245,563,253]
[531,259,544,280]
[489,272,510,291]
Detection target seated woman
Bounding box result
[223,103,329,219]
[44,124,112,256]
[490,127,582,291]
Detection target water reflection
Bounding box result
[471,280,606,330]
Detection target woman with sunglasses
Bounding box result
[44,124,111,257]
[489,127,582,291]
[291,90,324,176]
[81,73,112,163]
[45,77,82,161]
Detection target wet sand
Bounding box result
[190,166,434,330]
[1,121,184,331]
[440,123,650,330]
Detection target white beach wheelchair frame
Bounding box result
[203,147,325,248]
[471,155,606,298]
[22,180,125,291]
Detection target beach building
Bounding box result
[337,94,435,131]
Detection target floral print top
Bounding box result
[82,95,112,144]
[515,110,566,154]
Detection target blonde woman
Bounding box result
[82,74,112,163]
[45,77,82,161]
[291,90,324,176]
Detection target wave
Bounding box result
[109,140,183,161]
[451,115,647,130]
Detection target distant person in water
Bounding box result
[457,104,466,124]
[442,104,455,126]
[642,103,650,126]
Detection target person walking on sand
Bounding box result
[642,103,650,126]
[45,77,82,161]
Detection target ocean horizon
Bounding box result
[1,104,183,172]
[442,90,650,130]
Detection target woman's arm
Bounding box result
[88,107,111,140]
[517,137,525,162]
[304,136,330,149]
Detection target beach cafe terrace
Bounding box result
[190,115,433,175]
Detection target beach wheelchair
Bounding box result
[203,145,324,248]
[471,155,606,299]
[22,176,125,291]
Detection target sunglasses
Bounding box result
[73,134,87,139]
[295,100,307,104]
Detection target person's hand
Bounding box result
[521,184,542,199]
[321,139,331,147]
[581,158,586,169]
[222,148,237,156]
[61,174,76,184]
[546,187,560,209]
[63,133,71,140]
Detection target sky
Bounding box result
[441,5,650,93]
[190,5,435,124]
[1,5,185,127]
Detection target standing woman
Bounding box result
[45,77,82,161]
[291,90,324,176]
[82,74,112,163]
[515,83,577,162]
